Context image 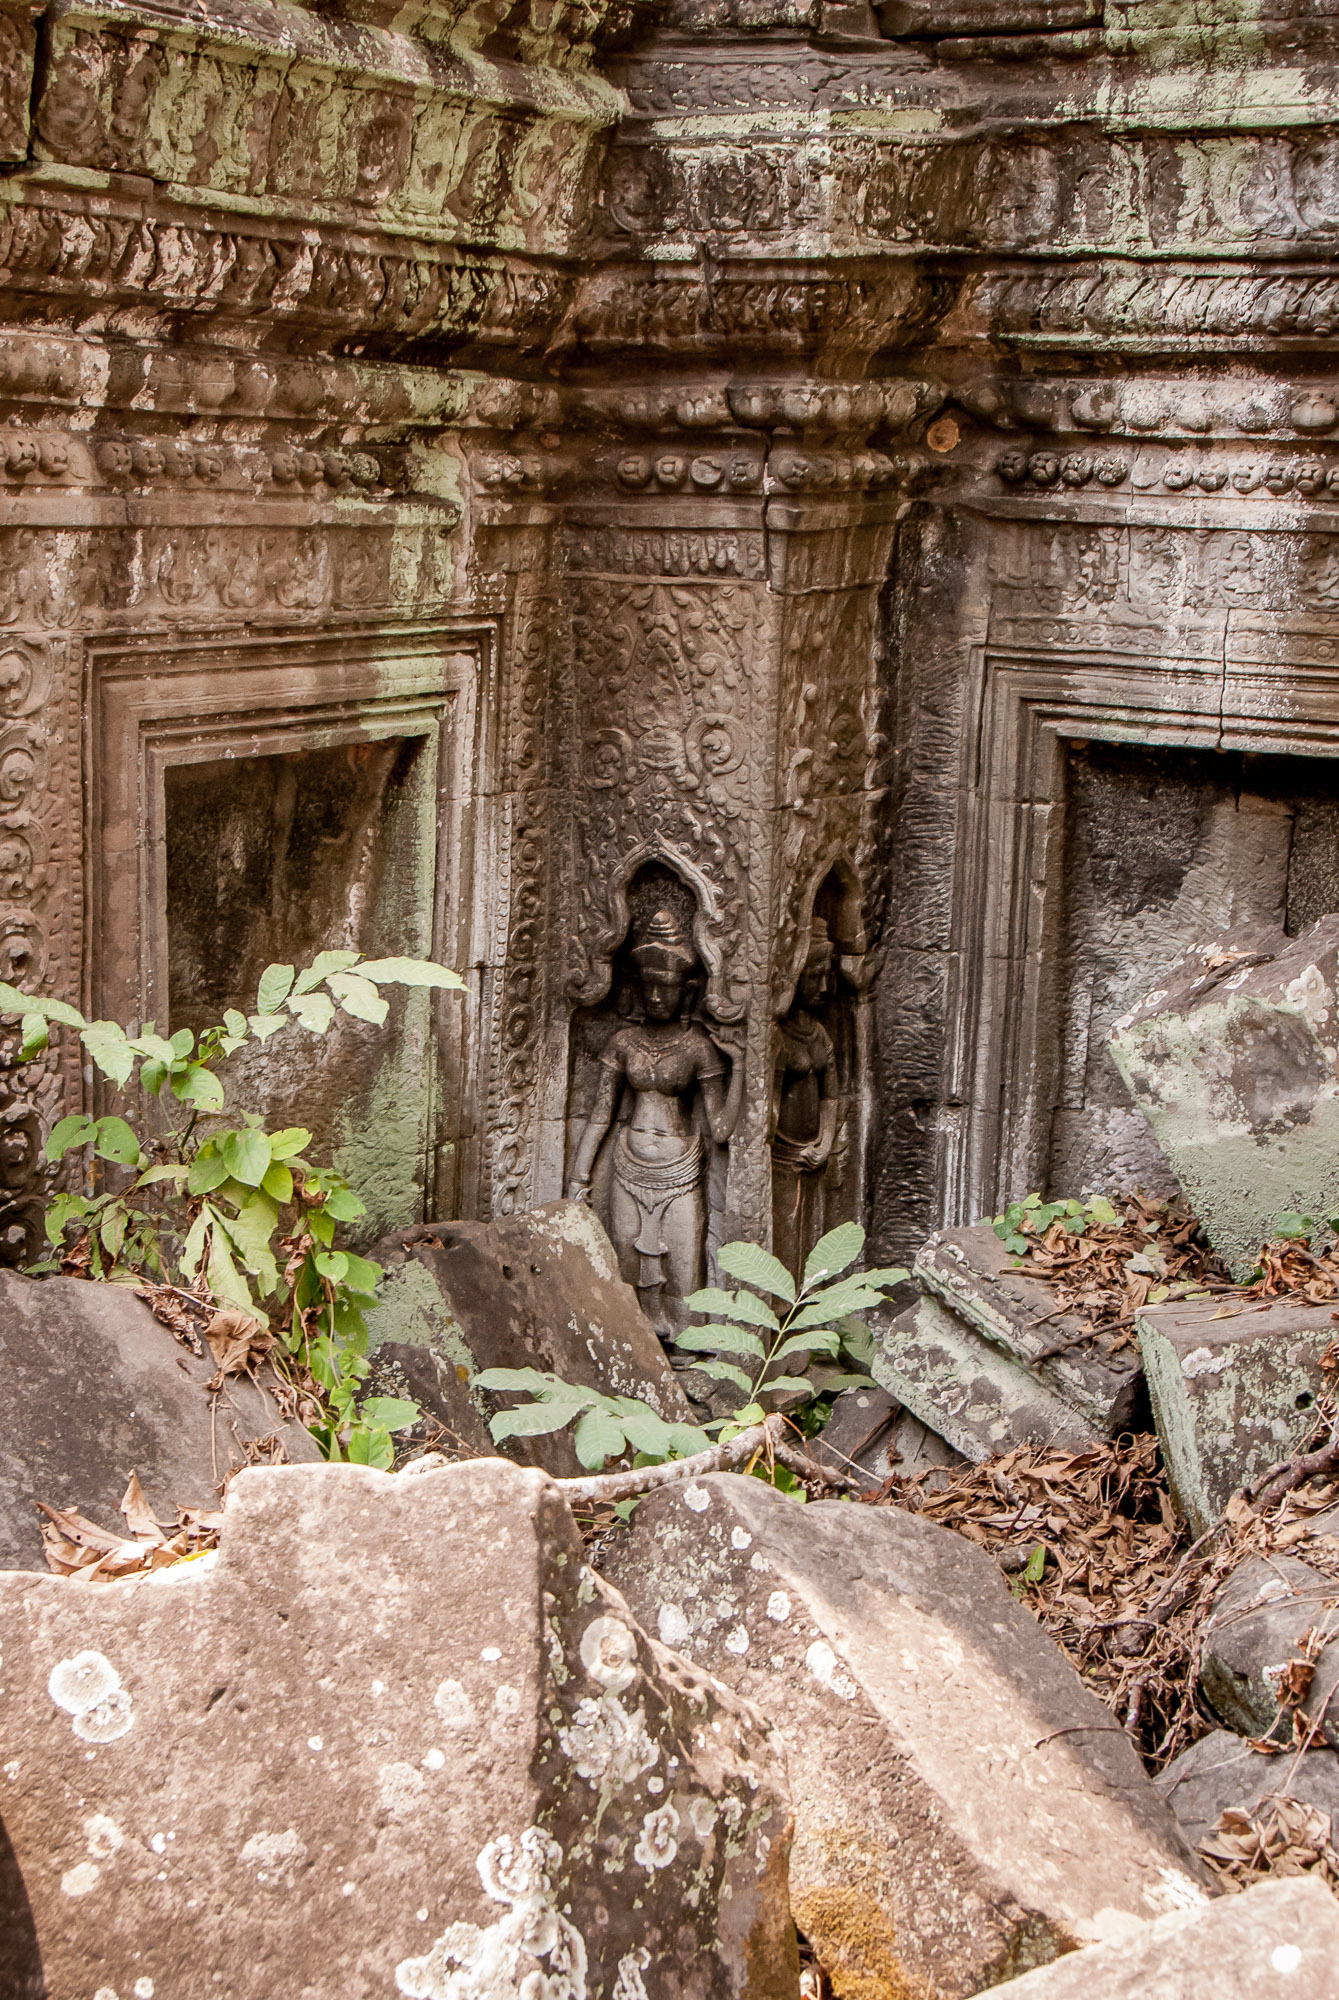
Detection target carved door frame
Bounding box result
[949,611,1339,1227]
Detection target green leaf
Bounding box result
[802,1221,865,1290]
[169,1028,195,1059]
[187,1149,231,1195]
[268,1127,312,1161]
[223,1009,248,1039]
[789,1284,887,1330]
[171,1065,225,1111]
[45,1112,97,1161]
[489,1404,584,1441]
[322,1184,365,1220]
[292,950,362,997]
[734,1402,766,1426]
[81,1021,134,1087]
[139,1059,168,1095]
[761,1374,813,1396]
[206,1220,253,1310]
[92,1116,142,1166]
[1276,1211,1314,1241]
[359,1396,420,1433]
[308,1208,335,1247]
[314,1249,349,1283]
[100,1206,127,1261]
[179,1206,210,1279]
[286,991,336,1034]
[129,1032,176,1064]
[616,1409,681,1457]
[856,1266,910,1288]
[673,1323,766,1359]
[257,964,295,1014]
[135,1163,190,1188]
[694,1359,753,1393]
[715,1241,796,1304]
[574,1406,627,1470]
[0,984,84,1027]
[19,1013,47,1059]
[1023,1543,1047,1585]
[683,1285,779,1330]
[808,1368,878,1394]
[772,1328,839,1364]
[326,971,390,1025]
[340,1252,383,1294]
[218,1193,280,1293]
[221,1128,272,1188]
[248,1013,287,1043]
[262,1160,294,1203]
[357,957,464,989]
[472,1367,592,1402]
[1086,1196,1118,1226]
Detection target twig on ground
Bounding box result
[1248,1429,1339,1512]
[555,1415,854,1504]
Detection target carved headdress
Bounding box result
[631,907,696,982]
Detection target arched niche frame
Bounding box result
[566,838,745,1022]
[773,851,872,1020]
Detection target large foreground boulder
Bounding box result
[602,1474,1206,2000]
[369,1201,694,1476]
[0,1457,796,2000]
[987,1877,1339,1999]
[0,1269,320,1570]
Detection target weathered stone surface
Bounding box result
[603,1471,1207,2000]
[1136,1296,1338,1534]
[812,1385,965,1490]
[0,1270,320,1572]
[0,1457,796,2000]
[368,1202,694,1478]
[984,1878,1339,2000]
[1111,917,1339,1277]
[871,1295,1101,1462]
[1199,1554,1339,1747]
[915,1227,1145,1435]
[1157,1728,1339,1846]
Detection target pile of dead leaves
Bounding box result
[1200,1797,1339,1894]
[868,1434,1339,1775]
[1003,1194,1339,1351]
[39,1470,221,1581]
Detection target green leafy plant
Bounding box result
[1275,1210,1339,1244]
[475,1220,908,1473]
[989,1190,1118,1257]
[2,949,463,1468]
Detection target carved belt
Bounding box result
[612,1130,703,1205]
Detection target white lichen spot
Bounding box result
[423,1748,446,1772]
[557,1694,658,1791]
[396,1826,587,2000]
[730,1528,752,1550]
[380,1762,427,1819]
[633,1804,679,1872]
[60,1861,100,1896]
[688,1797,717,1840]
[494,1685,521,1718]
[1180,1347,1228,1379]
[240,1829,304,1874]
[646,1776,664,1795]
[765,1593,792,1623]
[481,1647,502,1662]
[434,1679,478,1730]
[1272,1945,1303,1975]
[150,1833,166,1855]
[343,1882,356,1897]
[579,1616,637,1694]
[94,1988,118,2000]
[48,1652,134,1743]
[682,1486,710,1513]
[84,1814,123,1859]
[1286,964,1331,1028]
[611,1947,650,2000]
[657,1603,690,1648]
[134,1979,155,1997]
[804,1641,857,1701]
[372,1680,386,1698]
[723,1625,750,1655]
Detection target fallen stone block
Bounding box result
[871,1294,1101,1461]
[0,1270,320,1572]
[1156,1727,1339,1846]
[602,1471,1206,2000]
[984,1876,1339,1999]
[0,1456,796,2000]
[1137,1294,1338,1532]
[1199,1553,1339,1746]
[1110,914,1339,1277]
[915,1225,1145,1437]
[368,1200,694,1477]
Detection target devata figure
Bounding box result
[770,917,840,1282]
[567,906,743,1335]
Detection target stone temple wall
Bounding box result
[3,0,1339,1291]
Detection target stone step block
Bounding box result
[986,1877,1339,2000]
[602,1471,1207,2000]
[0,1457,795,2000]
[1137,1294,1338,1532]
[1156,1728,1339,1847]
[871,1295,1101,1461]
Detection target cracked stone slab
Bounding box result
[603,1471,1207,2000]
[0,1457,795,2000]
[1199,1553,1339,1746]
[1110,914,1339,1278]
[984,1877,1339,2000]
[914,1225,1145,1437]
[871,1295,1101,1461]
[1156,1728,1339,1847]
[1136,1295,1338,1533]
[368,1200,693,1477]
[0,1270,321,1573]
